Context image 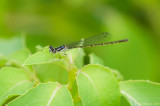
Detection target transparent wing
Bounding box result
[66,32,111,49]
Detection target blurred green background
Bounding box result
[0,0,160,82]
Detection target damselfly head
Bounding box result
[49,46,56,53]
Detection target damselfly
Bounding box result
[49,32,128,53]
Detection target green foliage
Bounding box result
[76,65,120,106]
[0,40,160,106]
[0,67,34,105]
[8,83,74,106]
[120,80,160,106]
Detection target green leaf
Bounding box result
[76,64,120,106]
[23,47,85,70]
[0,36,24,56]
[89,53,123,81]
[111,69,123,82]
[120,95,130,106]
[23,46,71,67]
[120,80,160,106]
[0,54,7,67]
[0,82,34,105]
[73,48,85,69]
[8,49,30,65]
[23,49,55,65]
[89,53,104,65]
[8,82,74,106]
[6,49,34,74]
[0,67,34,105]
[35,63,68,84]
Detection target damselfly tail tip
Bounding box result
[125,39,129,42]
[121,39,128,42]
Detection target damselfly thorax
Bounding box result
[49,45,66,53]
